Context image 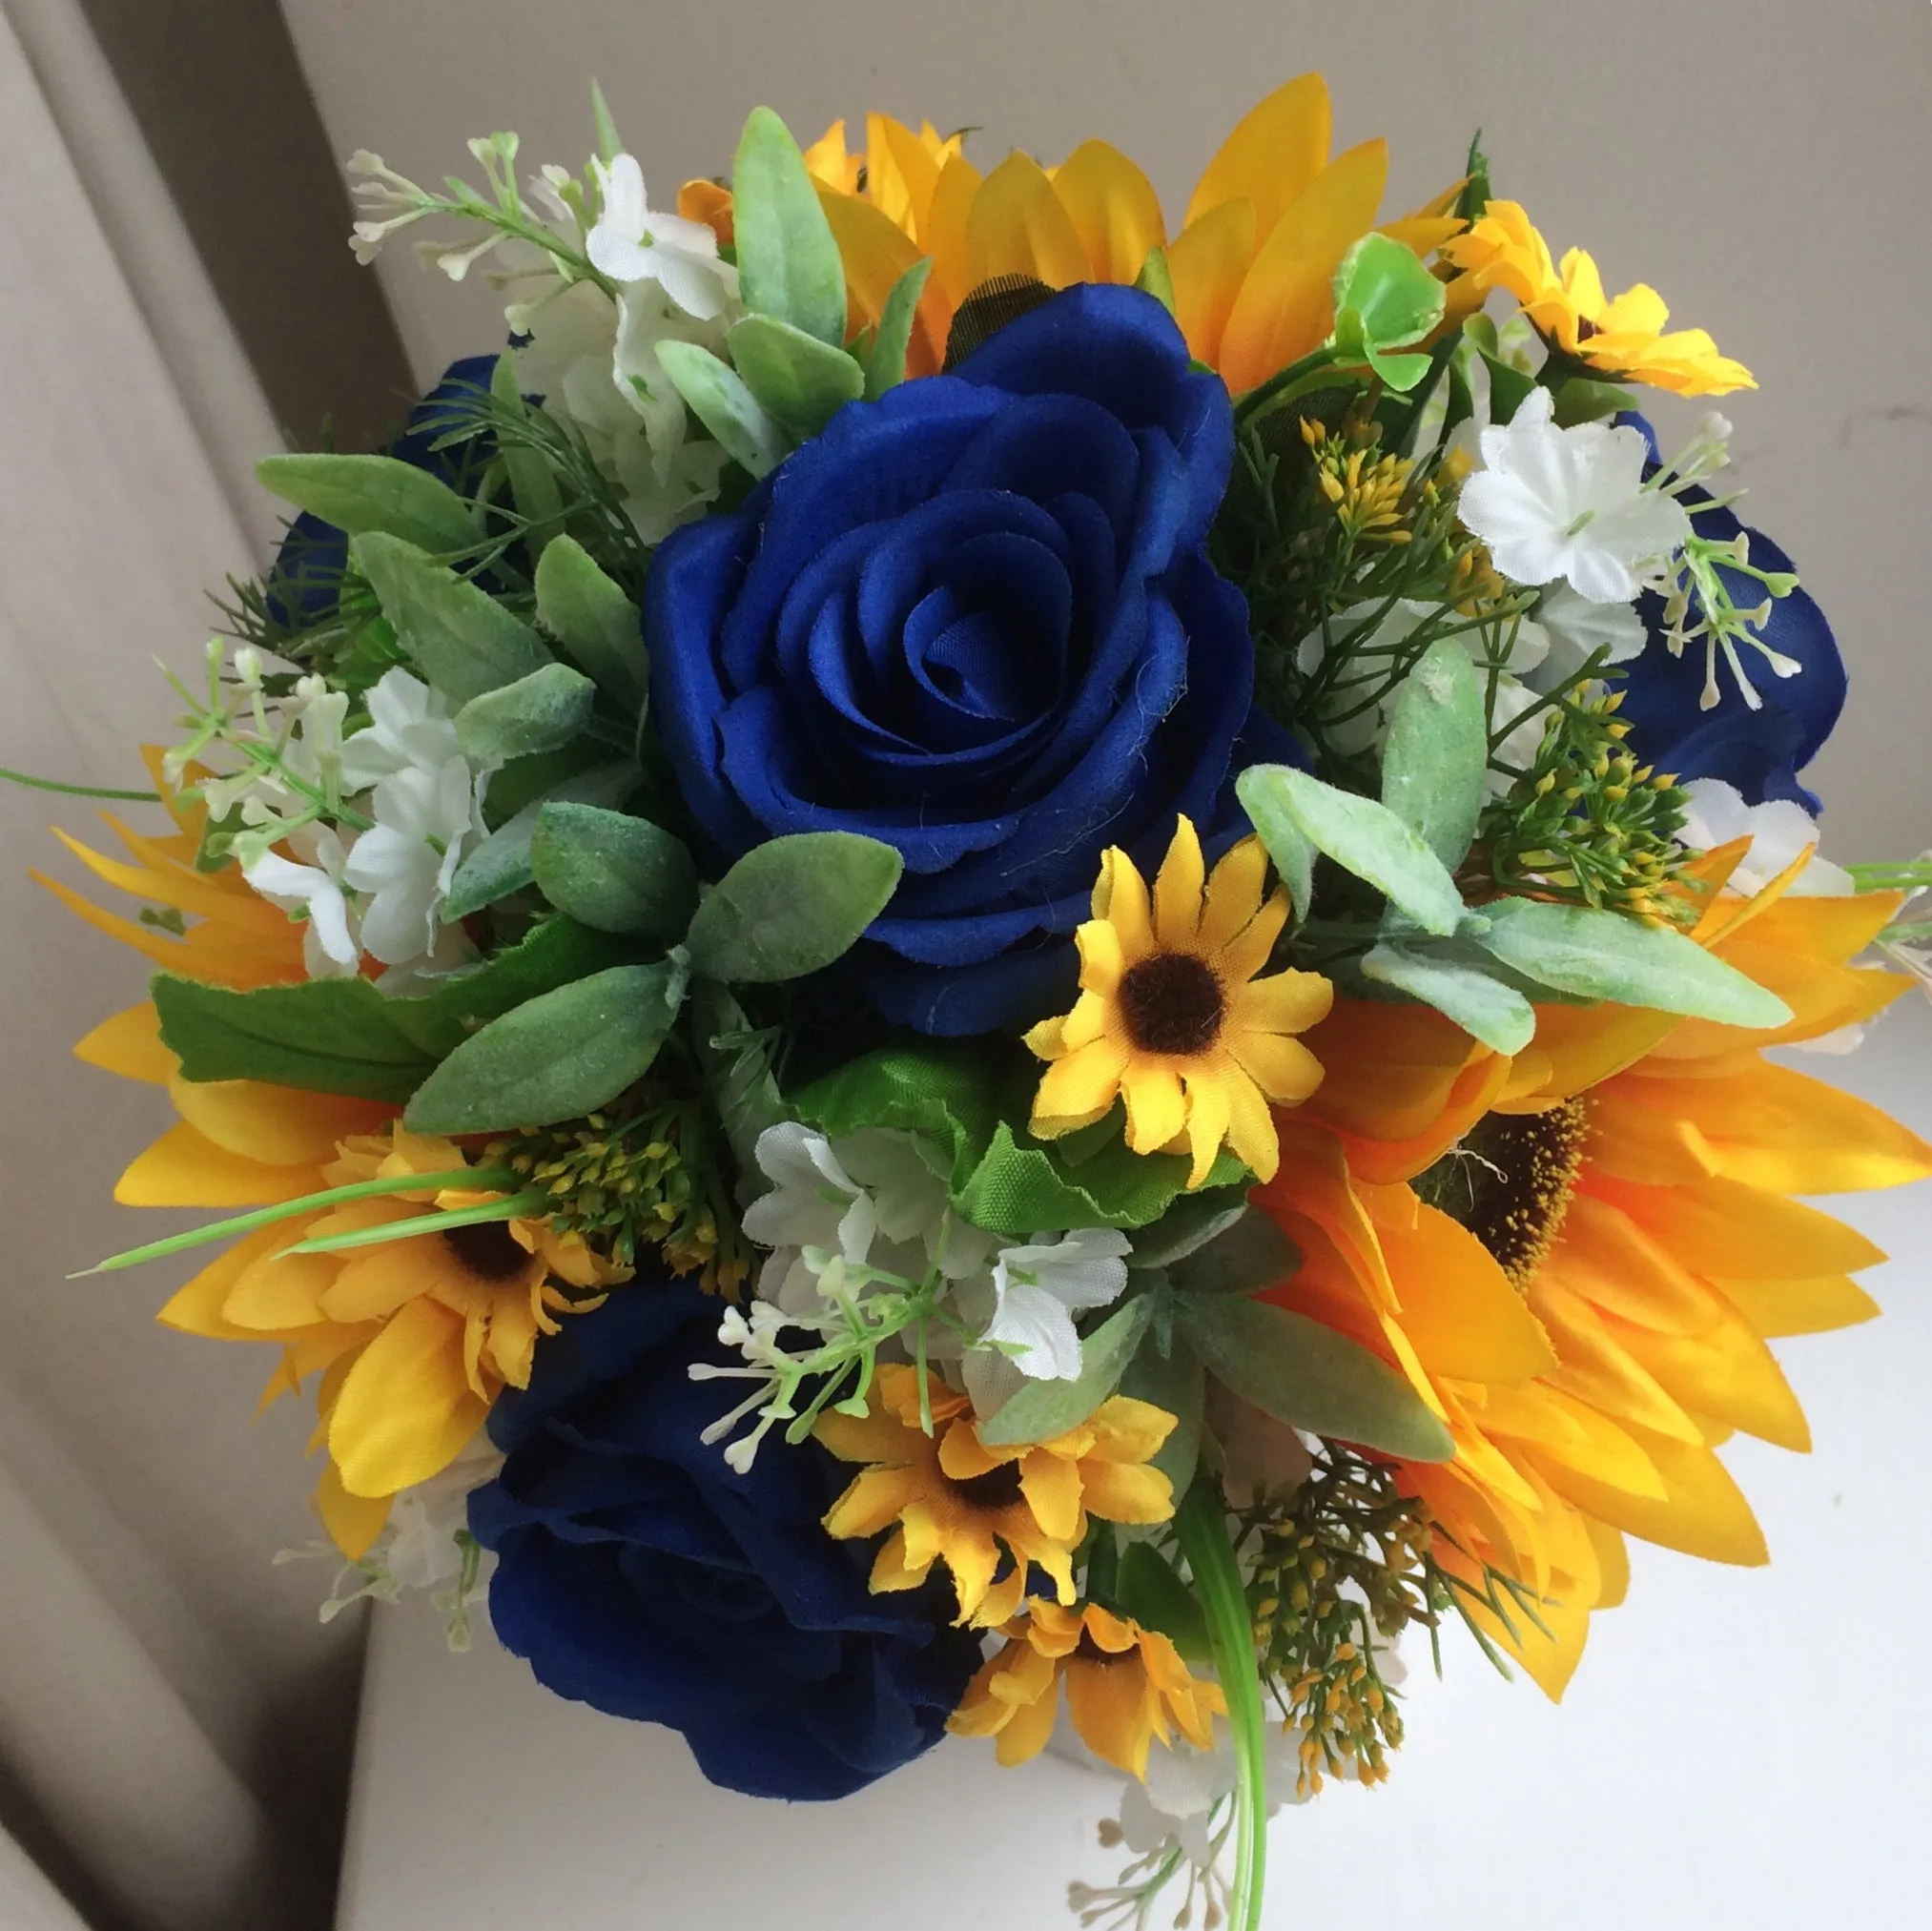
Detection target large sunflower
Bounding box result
[1253,857,1930,1693]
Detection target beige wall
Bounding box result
[281,0,1932,862]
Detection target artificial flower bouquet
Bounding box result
[23,73,1932,1929]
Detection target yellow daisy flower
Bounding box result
[160,1126,629,1552]
[1441,199,1756,397]
[949,1598,1223,1777]
[1025,817,1332,1188]
[814,1365,1176,1627]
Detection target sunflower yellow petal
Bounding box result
[327,1297,487,1498]
[1051,138,1165,283]
[1151,816,1206,950]
[1120,1059,1186,1152]
[74,1001,175,1084]
[965,152,1090,291]
[1184,72,1331,242]
[1228,1028,1326,1106]
[1196,836,1268,953]
[1167,198,1256,369]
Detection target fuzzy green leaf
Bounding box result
[727,313,864,437]
[1118,1335,1206,1499]
[732,106,848,347]
[454,662,597,766]
[684,833,901,983]
[153,917,632,1101]
[1381,640,1488,870]
[656,339,789,479]
[1176,1295,1454,1462]
[490,354,565,547]
[1125,1188,1252,1270]
[257,453,476,555]
[1238,764,1465,936]
[976,1297,1155,1447]
[445,763,639,919]
[533,536,646,711]
[1167,1209,1302,1297]
[530,803,698,941]
[402,960,688,1134]
[1469,897,1795,1027]
[1113,1537,1211,1660]
[1360,941,1537,1054]
[864,257,933,400]
[351,533,552,705]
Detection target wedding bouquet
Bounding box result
[24,72,1932,1928]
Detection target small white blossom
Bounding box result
[1458,386,1692,605]
[1523,583,1650,691]
[243,825,360,978]
[586,154,738,319]
[338,668,464,791]
[1678,778,1853,898]
[342,755,483,966]
[980,1228,1132,1381]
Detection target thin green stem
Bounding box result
[2,767,161,803]
[73,1168,521,1276]
[1848,860,1932,894]
[1174,1477,1267,1931]
[286,1189,551,1256]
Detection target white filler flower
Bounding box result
[980,1228,1132,1381]
[586,154,738,319]
[1458,386,1691,605]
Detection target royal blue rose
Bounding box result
[646,283,1276,1035]
[467,1279,981,1802]
[1615,418,1845,811]
[265,355,499,628]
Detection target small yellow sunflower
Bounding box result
[1025,817,1332,1187]
[949,1598,1224,1776]
[814,1365,1176,1627]
[1441,199,1756,397]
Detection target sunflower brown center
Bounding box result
[1119,952,1224,1057]
[1573,316,1601,342]
[1413,1099,1588,1286]
[442,1219,530,1282]
[950,1461,1027,1511]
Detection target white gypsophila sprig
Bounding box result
[244,825,360,978]
[1456,386,1692,605]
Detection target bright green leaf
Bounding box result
[1176,1295,1453,1462]
[1332,234,1446,357]
[403,960,688,1134]
[153,916,633,1100]
[864,257,933,400]
[1381,640,1489,870]
[731,106,847,347]
[256,453,475,555]
[1237,764,1465,936]
[656,340,789,479]
[455,662,596,766]
[530,803,698,941]
[1133,245,1177,317]
[976,1298,1155,1447]
[1167,1210,1302,1297]
[684,832,901,983]
[727,313,864,438]
[589,79,623,164]
[1360,941,1537,1054]
[1469,897,1795,1027]
[533,537,646,711]
[351,533,552,704]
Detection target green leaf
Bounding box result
[589,79,623,164]
[656,340,789,480]
[1118,1334,1206,1499]
[256,453,475,555]
[1551,375,1632,426]
[1237,764,1465,936]
[446,760,641,917]
[1381,640,1488,870]
[684,832,901,983]
[533,536,647,711]
[351,533,552,705]
[727,313,864,438]
[690,980,790,1174]
[403,960,688,1134]
[454,662,596,766]
[490,354,565,547]
[1329,235,1446,393]
[976,1297,1155,1447]
[864,257,933,400]
[792,1045,1248,1239]
[530,803,698,941]
[1236,773,1315,926]
[1133,244,1177,316]
[1125,1187,1252,1270]
[153,916,633,1100]
[731,106,848,347]
[1468,897,1795,1027]
[1112,1539,1211,1661]
[1360,941,1537,1054]
[1167,1209,1302,1297]
[1176,1296,1453,1462]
